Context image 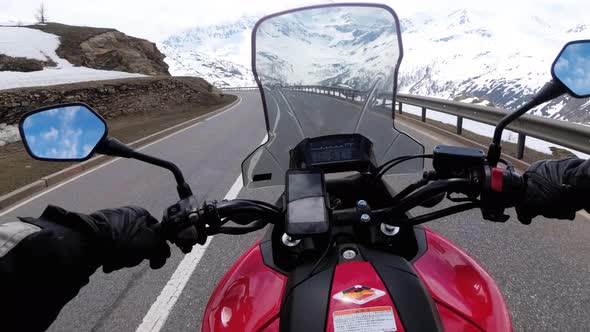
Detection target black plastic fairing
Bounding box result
[362,248,444,331]
[275,243,442,332]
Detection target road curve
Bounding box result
[2,91,588,331]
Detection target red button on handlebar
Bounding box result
[491,168,504,192]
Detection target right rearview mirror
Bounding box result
[19,103,107,161]
[552,39,590,98]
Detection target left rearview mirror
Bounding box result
[19,103,107,161]
[552,39,590,98]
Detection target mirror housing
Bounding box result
[18,103,194,199]
[19,103,107,162]
[551,39,590,98]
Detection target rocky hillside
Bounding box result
[0,77,222,127]
[161,17,256,87]
[27,23,170,76]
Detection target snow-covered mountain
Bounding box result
[398,8,590,123]
[160,7,590,122]
[253,7,401,91]
[161,17,256,87]
[159,44,254,87]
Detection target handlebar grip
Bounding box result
[480,166,524,222]
[482,167,524,206]
[150,222,163,235]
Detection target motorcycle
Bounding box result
[17,3,590,332]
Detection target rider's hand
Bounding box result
[42,205,171,272]
[516,158,589,224]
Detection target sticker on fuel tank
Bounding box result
[333,306,397,332]
[332,285,386,305]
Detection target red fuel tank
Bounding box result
[203,228,512,331]
[413,228,513,332]
[201,242,286,332]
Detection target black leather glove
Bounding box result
[516,158,590,224]
[40,205,171,273]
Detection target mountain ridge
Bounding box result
[159,8,590,123]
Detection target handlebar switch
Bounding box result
[480,166,524,222]
[162,195,207,252]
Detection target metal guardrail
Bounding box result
[224,87,258,91]
[224,86,590,158]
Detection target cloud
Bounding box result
[41,127,58,140]
[82,144,93,156]
[23,117,34,129]
[61,107,79,125]
[55,128,82,158]
[2,0,589,41]
[554,58,569,73]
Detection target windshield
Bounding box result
[242,4,424,188]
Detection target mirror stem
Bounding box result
[96,137,193,198]
[487,80,566,166]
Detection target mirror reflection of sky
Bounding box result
[22,105,105,159]
[554,42,590,96]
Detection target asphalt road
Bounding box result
[2,90,589,331]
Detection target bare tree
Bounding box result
[35,2,48,24]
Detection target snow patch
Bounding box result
[0,27,145,90]
[0,124,20,146]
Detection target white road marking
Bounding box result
[0,98,242,217]
[135,174,242,332]
[137,135,267,332]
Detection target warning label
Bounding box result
[333,306,397,332]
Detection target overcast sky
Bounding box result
[1,0,589,41]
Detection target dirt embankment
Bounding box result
[0,54,56,72]
[0,76,223,125]
[6,22,171,76]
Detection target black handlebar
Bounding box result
[156,157,525,250]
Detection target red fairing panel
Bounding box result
[436,304,481,332]
[260,317,280,332]
[326,261,405,332]
[202,242,287,332]
[413,228,513,332]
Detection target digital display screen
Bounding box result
[311,148,353,163]
[309,141,357,164]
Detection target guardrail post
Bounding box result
[398,102,403,114]
[421,107,427,122]
[517,133,526,159]
[456,116,463,135]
